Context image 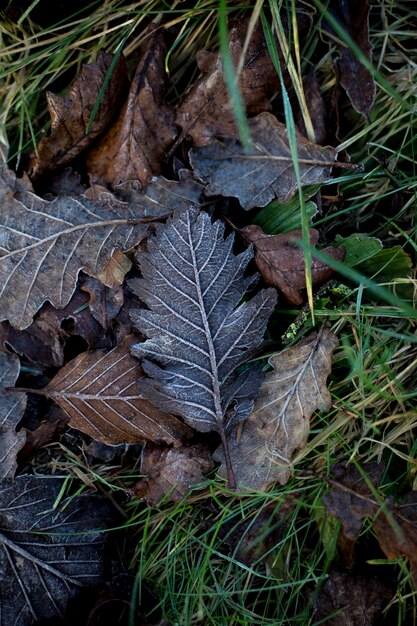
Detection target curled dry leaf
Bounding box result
[95,249,132,288]
[332,0,376,120]
[80,276,125,330]
[0,166,152,330]
[190,112,339,209]
[0,352,26,478]
[87,28,177,189]
[130,207,277,488]
[324,463,417,586]
[176,18,280,147]
[132,444,214,507]
[214,329,338,492]
[29,52,128,180]
[240,225,345,305]
[37,336,192,446]
[0,475,114,626]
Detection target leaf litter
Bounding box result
[0,6,412,623]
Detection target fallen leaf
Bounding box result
[130,207,277,488]
[296,74,327,145]
[37,336,192,446]
[0,352,26,478]
[190,112,339,209]
[0,286,110,369]
[214,329,338,491]
[0,474,114,626]
[324,463,417,586]
[20,417,68,458]
[87,28,177,189]
[29,52,128,180]
[81,275,125,330]
[132,444,214,507]
[240,225,345,305]
[95,249,132,288]
[330,0,376,120]
[313,570,391,626]
[175,18,280,147]
[0,166,152,330]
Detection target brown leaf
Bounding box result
[313,571,391,626]
[95,249,132,288]
[21,417,68,457]
[29,52,128,180]
[190,112,340,209]
[0,166,151,330]
[0,351,26,478]
[87,28,177,189]
[38,336,192,446]
[240,225,345,305]
[331,1,376,120]
[81,276,124,330]
[132,444,214,507]
[175,18,280,147]
[214,328,338,491]
[324,464,417,586]
[296,74,327,145]
[0,284,112,369]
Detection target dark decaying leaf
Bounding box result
[214,329,338,491]
[132,444,214,507]
[38,336,192,446]
[130,207,277,488]
[0,352,26,479]
[29,52,128,180]
[240,225,345,305]
[313,570,391,626]
[81,276,125,330]
[175,18,280,147]
[87,28,177,189]
[190,112,338,209]
[0,475,114,626]
[296,74,327,145]
[331,0,376,120]
[0,166,152,330]
[324,463,417,586]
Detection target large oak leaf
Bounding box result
[190,112,338,209]
[215,329,338,491]
[0,352,26,478]
[29,52,128,180]
[38,336,192,446]
[130,207,277,487]
[87,28,177,189]
[0,475,114,626]
[0,166,200,330]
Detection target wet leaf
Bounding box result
[38,336,192,446]
[87,28,177,189]
[240,226,345,305]
[0,352,26,478]
[0,475,114,626]
[215,329,338,491]
[30,52,128,180]
[313,570,391,626]
[324,463,417,586]
[132,444,214,507]
[190,112,338,209]
[130,207,277,488]
[176,18,280,147]
[333,0,376,120]
[0,166,152,330]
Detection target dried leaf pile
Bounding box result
[0,4,415,625]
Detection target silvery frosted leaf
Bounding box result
[0,475,114,626]
[130,207,277,487]
[0,352,26,478]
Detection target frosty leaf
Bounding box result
[0,475,114,626]
[38,336,192,446]
[215,329,338,491]
[0,166,151,330]
[190,112,339,209]
[130,207,277,487]
[0,352,26,479]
